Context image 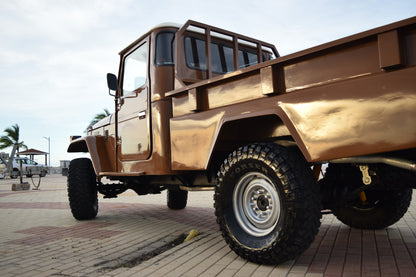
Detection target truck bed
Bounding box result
[167,17,416,170]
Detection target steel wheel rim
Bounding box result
[233,172,281,237]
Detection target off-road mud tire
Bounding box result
[67,158,98,220]
[322,164,412,229]
[167,189,188,210]
[215,143,321,264]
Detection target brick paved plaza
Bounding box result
[1,174,416,276]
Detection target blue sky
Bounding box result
[0,0,415,166]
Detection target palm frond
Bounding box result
[0,124,24,150]
[85,108,111,132]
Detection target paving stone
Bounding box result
[2,175,416,276]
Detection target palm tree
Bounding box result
[0,124,27,151]
[85,108,111,132]
[0,124,28,173]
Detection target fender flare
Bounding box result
[214,109,311,159]
[67,136,115,175]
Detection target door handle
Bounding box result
[138,111,146,119]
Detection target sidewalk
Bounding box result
[1,175,416,276]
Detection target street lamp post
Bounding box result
[43,136,50,167]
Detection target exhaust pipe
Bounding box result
[328,156,416,172]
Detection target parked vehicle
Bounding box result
[68,17,416,264]
[3,157,48,178]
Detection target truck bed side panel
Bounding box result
[169,18,416,170]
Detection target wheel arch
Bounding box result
[207,113,308,171]
[68,137,89,153]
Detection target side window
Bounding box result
[184,36,235,74]
[223,46,234,72]
[211,44,222,73]
[27,159,37,165]
[238,50,258,69]
[211,44,235,73]
[262,46,277,62]
[184,37,207,70]
[155,32,175,66]
[122,42,148,94]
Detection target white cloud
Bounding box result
[0,0,133,43]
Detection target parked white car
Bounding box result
[2,157,48,178]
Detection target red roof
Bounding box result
[17,148,48,155]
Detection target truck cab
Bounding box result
[69,21,278,181]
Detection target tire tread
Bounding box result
[214,143,321,264]
[67,158,98,220]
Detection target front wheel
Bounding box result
[215,143,321,264]
[67,158,98,220]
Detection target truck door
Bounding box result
[118,39,151,161]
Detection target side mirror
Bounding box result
[106,73,118,96]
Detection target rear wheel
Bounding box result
[334,189,411,229]
[321,164,412,229]
[167,189,188,210]
[215,143,321,264]
[67,158,98,220]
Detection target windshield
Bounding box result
[122,42,148,94]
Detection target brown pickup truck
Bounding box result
[68,17,416,264]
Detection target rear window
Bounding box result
[184,36,274,74]
[238,50,258,69]
[184,36,207,70]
